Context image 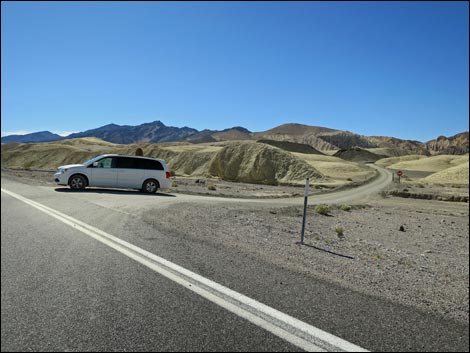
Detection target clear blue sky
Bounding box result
[1,1,468,142]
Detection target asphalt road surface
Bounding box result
[1,170,468,352]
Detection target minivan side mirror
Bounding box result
[93,162,99,167]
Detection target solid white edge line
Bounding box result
[1,187,369,352]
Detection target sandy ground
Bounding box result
[167,176,359,198]
[2,168,469,325]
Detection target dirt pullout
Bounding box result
[141,201,469,324]
[1,167,340,199]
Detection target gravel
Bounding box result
[141,201,469,324]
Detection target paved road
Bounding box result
[1,173,469,352]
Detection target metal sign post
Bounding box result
[299,178,310,245]
[397,170,403,184]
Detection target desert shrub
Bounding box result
[208,184,216,191]
[335,224,344,236]
[340,204,352,211]
[347,178,353,181]
[315,204,330,215]
[171,181,178,187]
[314,185,322,189]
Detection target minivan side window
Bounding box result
[149,159,164,170]
[116,157,136,169]
[136,158,164,170]
[99,157,163,170]
[134,159,147,170]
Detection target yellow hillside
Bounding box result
[1,139,329,185]
[207,142,325,185]
[58,137,118,146]
[424,163,469,185]
[0,140,123,170]
[375,155,427,168]
[1,138,379,186]
[386,155,468,172]
[291,153,374,181]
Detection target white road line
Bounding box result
[1,187,368,352]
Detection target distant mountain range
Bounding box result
[2,120,468,155]
[1,131,63,143]
[66,121,198,144]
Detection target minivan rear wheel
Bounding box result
[69,175,87,191]
[142,179,159,194]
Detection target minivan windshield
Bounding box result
[82,155,107,166]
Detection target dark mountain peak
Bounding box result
[95,123,123,131]
[141,120,166,127]
[101,123,120,128]
[60,120,199,144]
[226,126,252,134]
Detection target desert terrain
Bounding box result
[1,137,377,188]
[1,136,468,326]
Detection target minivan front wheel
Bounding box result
[69,175,87,191]
[142,179,159,194]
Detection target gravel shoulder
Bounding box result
[140,199,469,324]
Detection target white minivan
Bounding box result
[54,154,171,193]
